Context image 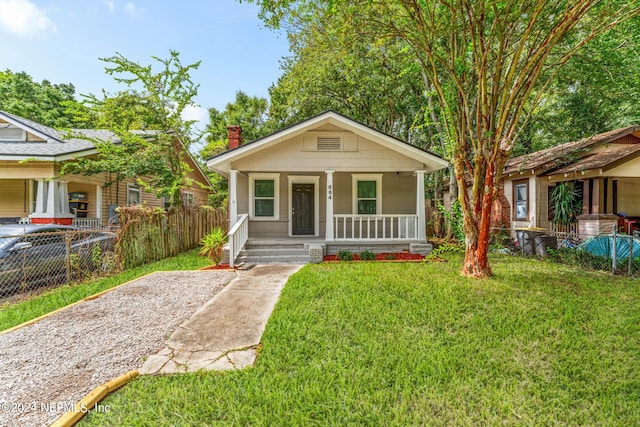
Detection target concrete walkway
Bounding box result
[140,264,302,374]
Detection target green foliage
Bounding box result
[0,69,83,127]
[337,250,353,261]
[63,51,205,206]
[199,228,227,264]
[426,242,464,261]
[437,201,464,243]
[359,250,375,261]
[551,182,582,225]
[384,254,396,260]
[201,90,271,159]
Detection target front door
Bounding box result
[292,183,314,235]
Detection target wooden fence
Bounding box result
[117,205,227,268]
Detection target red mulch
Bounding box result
[199,264,233,270]
[323,252,424,262]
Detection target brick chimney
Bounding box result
[227,125,242,150]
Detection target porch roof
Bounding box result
[542,143,640,177]
[206,110,449,176]
[504,125,640,176]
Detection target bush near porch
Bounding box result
[84,253,640,426]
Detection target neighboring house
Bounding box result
[0,111,212,226]
[207,111,449,265]
[502,125,640,236]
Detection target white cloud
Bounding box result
[0,0,56,37]
[124,2,139,17]
[182,105,209,126]
[104,0,115,13]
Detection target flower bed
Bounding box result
[323,252,425,262]
[199,264,234,270]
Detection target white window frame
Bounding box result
[249,173,280,220]
[513,179,529,221]
[127,184,141,205]
[352,174,382,215]
[0,126,26,141]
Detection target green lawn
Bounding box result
[82,254,640,426]
[0,249,210,332]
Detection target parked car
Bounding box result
[0,224,117,295]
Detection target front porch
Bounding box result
[225,236,433,266]
[225,210,432,267]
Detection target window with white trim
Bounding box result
[127,185,141,205]
[249,173,280,220]
[513,179,528,220]
[352,174,382,215]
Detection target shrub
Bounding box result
[359,250,375,261]
[337,250,353,261]
[199,227,227,264]
[437,200,464,243]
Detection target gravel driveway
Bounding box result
[0,270,235,427]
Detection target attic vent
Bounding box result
[0,125,26,141]
[317,136,341,151]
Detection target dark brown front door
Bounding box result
[292,183,314,235]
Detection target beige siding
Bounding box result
[232,132,424,173]
[617,178,640,215]
[0,179,29,219]
[0,162,54,179]
[241,171,420,239]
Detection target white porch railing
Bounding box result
[333,214,419,240]
[72,218,104,229]
[228,214,249,268]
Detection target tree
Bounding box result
[201,90,271,159]
[63,51,204,206]
[251,0,640,277]
[0,70,81,127]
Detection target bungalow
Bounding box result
[502,125,640,237]
[0,111,212,226]
[206,111,449,266]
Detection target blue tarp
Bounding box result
[578,234,640,260]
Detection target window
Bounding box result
[249,173,280,220]
[127,185,141,205]
[0,125,26,141]
[513,180,528,220]
[352,174,382,215]
[183,192,195,207]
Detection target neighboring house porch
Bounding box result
[502,125,640,239]
[207,111,449,266]
[0,111,212,227]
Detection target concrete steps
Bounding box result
[236,241,310,264]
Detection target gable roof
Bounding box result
[207,110,449,176]
[504,125,640,176]
[0,111,212,186]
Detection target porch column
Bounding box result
[96,185,103,222]
[56,180,70,216]
[325,170,334,240]
[416,170,426,240]
[30,179,74,224]
[229,170,238,228]
[34,179,45,214]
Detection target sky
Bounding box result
[0,0,291,129]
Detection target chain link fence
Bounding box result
[0,227,119,299]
